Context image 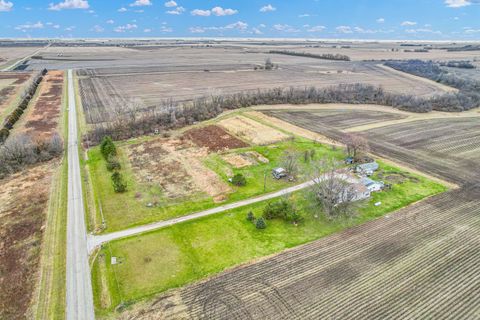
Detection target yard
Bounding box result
[91,160,447,316]
[86,127,344,233]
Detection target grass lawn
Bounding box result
[87,137,344,233]
[91,161,447,317]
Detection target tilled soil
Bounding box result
[183,125,248,152]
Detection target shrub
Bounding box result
[246,211,255,222]
[0,128,9,143]
[263,198,301,222]
[232,173,247,186]
[106,155,121,171]
[256,217,267,229]
[100,136,116,159]
[111,171,127,193]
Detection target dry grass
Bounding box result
[218,115,290,145]
[0,162,57,320]
[126,135,231,201]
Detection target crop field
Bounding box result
[0,162,57,319]
[92,159,446,317]
[0,46,43,69]
[117,184,478,320]
[76,60,452,124]
[264,108,407,130]
[12,71,64,140]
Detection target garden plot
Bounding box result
[222,151,269,168]
[126,135,231,201]
[184,125,248,152]
[218,115,290,145]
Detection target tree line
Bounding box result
[385,60,480,111]
[268,50,351,61]
[0,133,63,179]
[85,81,479,145]
[0,69,48,143]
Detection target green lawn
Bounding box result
[87,137,344,233]
[91,161,447,317]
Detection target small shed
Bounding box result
[361,177,385,192]
[272,167,287,179]
[355,162,379,176]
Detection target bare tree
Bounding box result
[280,150,299,179]
[309,158,361,219]
[342,133,369,162]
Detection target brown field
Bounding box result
[184,125,249,152]
[0,46,43,68]
[14,71,64,140]
[0,162,57,320]
[0,72,33,121]
[119,106,480,320]
[218,115,290,145]
[126,132,233,201]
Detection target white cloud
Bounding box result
[114,23,138,32]
[164,0,176,7]
[91,25,104,32]
[445,0,472,7]
[189,21,249,34]
[53,24,60,29]
[376,18,385,23]
[189,26,205,33]
[160,25,172,32]
[211,6,237,16]
[118,7,127,12]
[0,0,13,12]
[336,25,353,33]
[166,5,184,14]
[273,24,299,33]
[252,27,263,35]
[307,25,326,32]
[191,9,210,16]
[260,4,276,12]
[401,21,417,26]
[48,0,89,11]
[106,19,114,24]
[15,21,44,30]
[64,25,75,31]
[299,14,310,18]
[134,9,144,12]
[130,0,151,7]
[225,21,248,31]
[464,27,480,33]
[259,24,266,28]
[144,28,152,32]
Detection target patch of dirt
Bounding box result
[184,125,248,152]
[0,162,55,320]
[218,115,290,145]
[222,151,269,168]
[127,136,231,202]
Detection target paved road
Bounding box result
[88,173,358,252]
[66,69,95,320]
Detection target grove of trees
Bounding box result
[269,50,351,61]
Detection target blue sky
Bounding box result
[1,0,480,39]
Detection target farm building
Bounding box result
[361,177,385,192]
[349,183,372,202]
[356,162,380,176]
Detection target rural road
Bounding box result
[88,173,357,252]
[66,69,95,320]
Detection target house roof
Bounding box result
[357,162,379,171]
